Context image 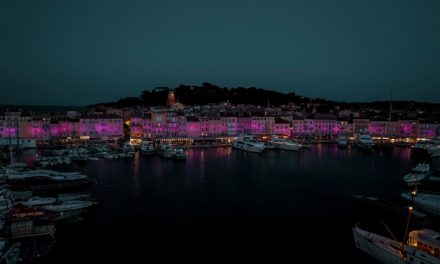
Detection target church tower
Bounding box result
[166,91,176,107]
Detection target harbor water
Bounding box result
[22,144,438,263]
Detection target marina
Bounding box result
[2,0,439,262]
[1,141,437,263]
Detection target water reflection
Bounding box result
[132,151,141,198]
[7,144,440,264]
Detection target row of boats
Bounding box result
[32,143,137,167]
[231,135,307,153]
[31,141,189,166]
[412,139,440,158]
[231,133,379,154]
[0,165,97,263]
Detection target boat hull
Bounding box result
[276,144,300,151]
[352,226,405,264]
[232,143,264,153]
[401,192,440,216]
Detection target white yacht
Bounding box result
[157,143,175,158]
[403,163,430,186]
[122,142,135,157]
[353,224,440,264]
[412,141,429,150]
[354,133,375,150]
[140,140,156,155]
[268,136,301,151]
[232,136,265,153]
[401,191,440,216]
[337,135,348,148]
[171,147,187,160]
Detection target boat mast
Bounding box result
[401,187,417,255]
[401,205,413,254]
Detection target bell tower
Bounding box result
[166,91,176,107]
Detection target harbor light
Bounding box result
[408,206,413,211]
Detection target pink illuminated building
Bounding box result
[79,115,123,139]
[199,116,227,137]
[368,121,396,137]
[176,114,187,137]
[250,116,274,135]
[29,118,51,140]
[49,119,80,138]
[237,116,251,135]
[273,118,291,136]
[141,115,153,138]
[397,120,419,138]
[130,115,143,139]
[186,116,201,138]
[224,117,237,136]
[292,119,306,135]
[291,119,347,136]
[418,123,438,139]
[150,112,168,137]
[353,119,370,133]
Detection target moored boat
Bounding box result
[337,136,348,148]
[401,191,440,216]
[232,135,265,153]
[157,144,174,159]
[403,163,430,187]
[269,136,301,151]
[140,140,156,155]
[353,224,440,264]
[354,133,375,151]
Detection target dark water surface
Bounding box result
[32,145,437,263]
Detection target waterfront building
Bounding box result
[186,116,201,138]
[49,118,80,139]
[1,106,439,143]
[250,116,274,135]
[291,118,306,135]
[418,123,438,139]
[224,116,238,136]
[368,120,396,137]
[129,114,143,140]
[79,114,123,140]
[199,116,227,137]
[150,112,167,137]
[273,118,291,136]
[397,120,419,138]
[353,119,370,133]
[237,116,251,135]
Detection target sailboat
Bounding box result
[353,185,440,263]
[353,223,440,264]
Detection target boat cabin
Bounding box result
[408,229,440,257]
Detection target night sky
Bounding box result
[1,0,439,106]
